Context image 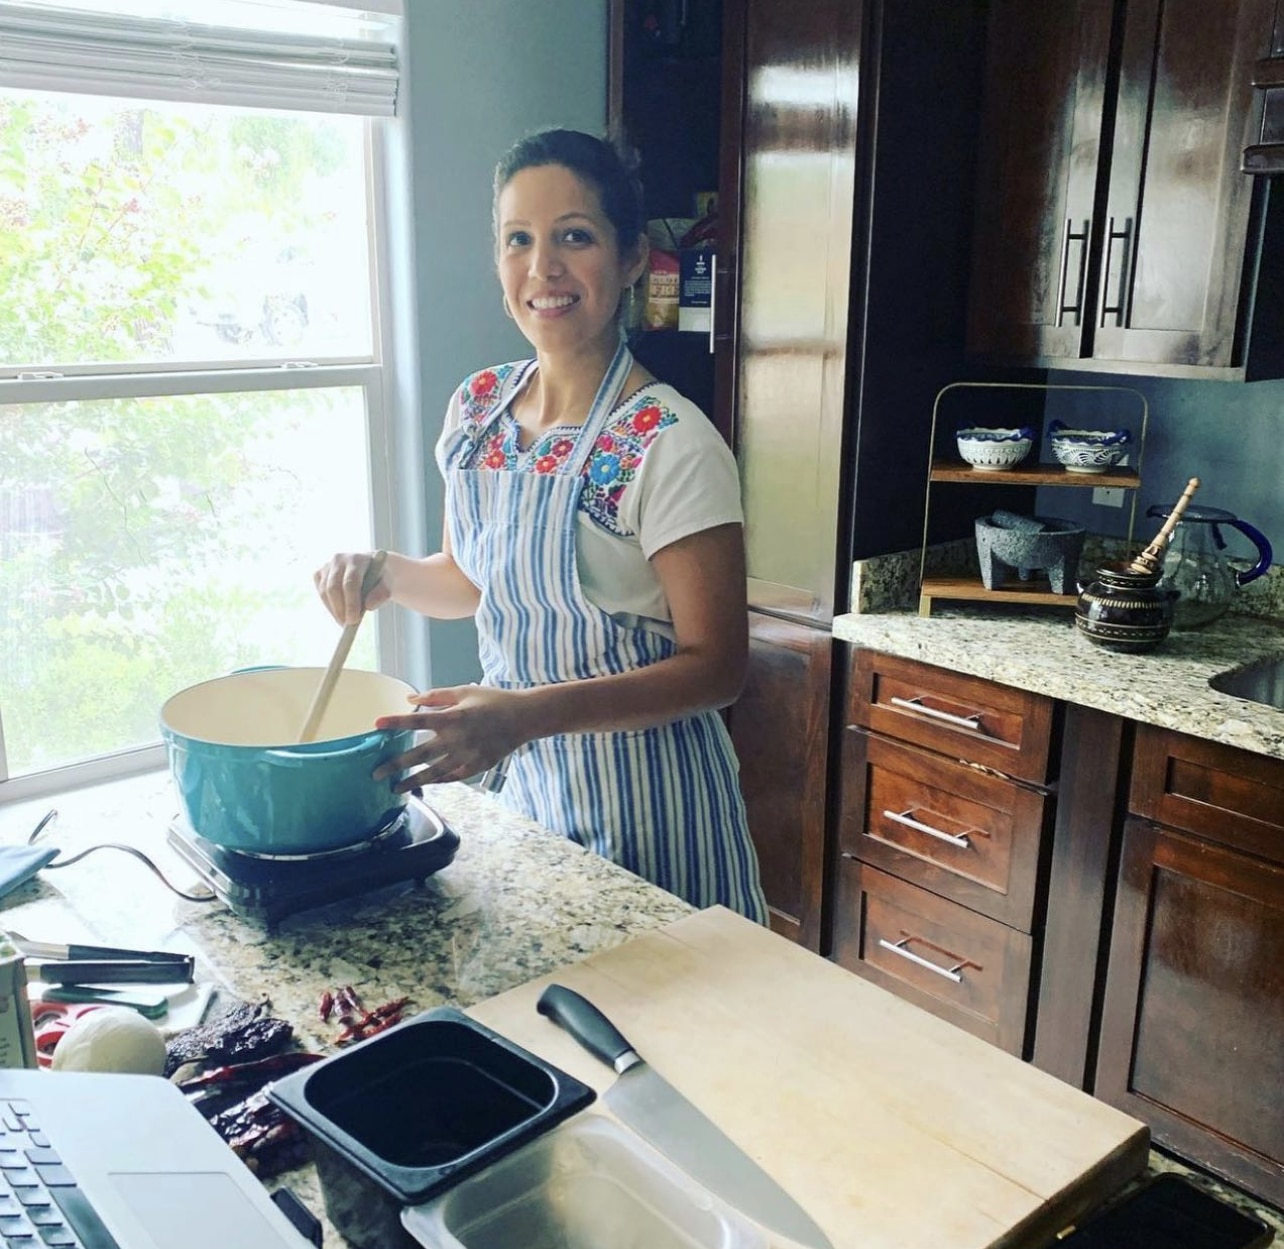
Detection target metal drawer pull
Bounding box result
[878,937,964,983]
[883,809,971,849]
[888,696,984,731]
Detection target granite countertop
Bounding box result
[0,769,694,1237]
[832,607,1284,761]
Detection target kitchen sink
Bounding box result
[1209,655,1284,711]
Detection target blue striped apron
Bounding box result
[443,343,767,923]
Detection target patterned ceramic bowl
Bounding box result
[955,427,1034,471]
[1048,422,1132,474]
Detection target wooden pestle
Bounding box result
[1127,476,1200,576]
[298,550,388,744]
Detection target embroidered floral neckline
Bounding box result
[457,364,679,536]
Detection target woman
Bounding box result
[315,129,766,923]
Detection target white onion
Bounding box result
[51,1006,167,1076]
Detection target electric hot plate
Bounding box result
[167,796,460,927]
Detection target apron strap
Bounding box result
[566,340,634,476]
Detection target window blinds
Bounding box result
[0,0,398,116]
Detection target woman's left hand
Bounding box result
[372,685,528,792]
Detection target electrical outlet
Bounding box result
[1093,485,1125,507]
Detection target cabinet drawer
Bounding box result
[831,862,1033,1055]
[841,731,1048,930]
[1130,724,1284,861]
[852,651,1055,784]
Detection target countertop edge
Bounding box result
[832,609,1284,762]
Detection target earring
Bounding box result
[625,284,637,324]
[502,296,514,320]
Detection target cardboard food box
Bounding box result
[0,938,37,1069]
[644,249,680,330]
[643,218,696,331]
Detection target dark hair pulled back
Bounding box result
[493,129,645,250]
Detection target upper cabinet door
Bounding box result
[968,0,1278,377]
[967,0,1114,362]
[1094,0,1273,367]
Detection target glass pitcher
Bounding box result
[1145,503,1273,630]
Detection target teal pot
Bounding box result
[160,667,417,855]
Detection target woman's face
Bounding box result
[496,163,646,359]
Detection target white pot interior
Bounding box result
[161,668,416,747]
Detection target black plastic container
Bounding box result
[268,1007,595,1249]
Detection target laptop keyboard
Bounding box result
[0,1099,118,1249]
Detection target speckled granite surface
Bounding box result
[0,770,693,1246]
[1,770,1281,1245]
[838,563,1284,761]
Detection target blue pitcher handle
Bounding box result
[1218,519,1273,586]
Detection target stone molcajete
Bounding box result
[975,511,1086,594]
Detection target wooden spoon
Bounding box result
[298,550,388,744]
[1127,476,1200,577]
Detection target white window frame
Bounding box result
[0,107,406,805]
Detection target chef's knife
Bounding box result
[537,983,833,1249]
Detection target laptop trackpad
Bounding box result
[110,1172,294,1248]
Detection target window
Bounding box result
[0,1,401,799]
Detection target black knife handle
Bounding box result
[537,984,639,1072]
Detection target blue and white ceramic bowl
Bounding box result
[1048,421,1132,474]
[955,426,1035,471]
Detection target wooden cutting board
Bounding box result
[468,906,1148,1249]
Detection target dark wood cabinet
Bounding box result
[834,658,1284,1208]
[968,0,1282,378]
[832,651,1058,1054]
[1096,725,1284,1206]
[724,611,832,949]
[613,1,989,950]
[614,1,865,950]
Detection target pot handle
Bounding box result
[260,734,398,766]
[1222,519,1274,586]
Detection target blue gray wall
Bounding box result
[387,1,608,689]
[1036,370,1283,560]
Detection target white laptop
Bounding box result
[0,1068,310,1248]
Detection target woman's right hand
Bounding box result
[313,551,392,626]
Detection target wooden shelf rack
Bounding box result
[918,382,1149,616]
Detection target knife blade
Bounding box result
[537,983,833,1249]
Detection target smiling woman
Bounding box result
[313,129,769,923]
[0,0,400,798]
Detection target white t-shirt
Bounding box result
[437,362,743,639]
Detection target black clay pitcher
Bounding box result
[1076,475,1198,653]
[1075,562,1180,652]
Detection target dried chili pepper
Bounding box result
[177,1050,323,1097]
[332,995,412,1045]
[318,989,335,1022]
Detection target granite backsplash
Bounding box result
[851,539,1284,620]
